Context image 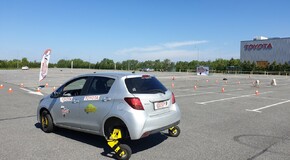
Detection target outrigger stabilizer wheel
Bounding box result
[107,129,132,160]
[168,126,181,137]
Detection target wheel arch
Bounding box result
[39,108,54,123]
[103,116,130,140]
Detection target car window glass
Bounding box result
[125,76,167,94]
[87,77,115,95]
[62,78,87,96]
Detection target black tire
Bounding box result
[168,126,180,137]
[41,110,54,133]
[115,144,132,160]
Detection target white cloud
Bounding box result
[130,50,197,61]
[163,40,208,48]
[114,40,209,61]
[117,45,163,54]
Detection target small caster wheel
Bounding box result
[168,126,180,137]
[115,144,132,160]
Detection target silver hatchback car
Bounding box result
[37,72,181,160]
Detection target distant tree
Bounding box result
[175,61,189,71]
[162,59,172,71]
[268,61,277,71]
[188,60,199,70]
[99,58,114,69]
[57,59,70,68]
[282,62,289,71]
[21,58,29,67]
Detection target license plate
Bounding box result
[154,100,168,110]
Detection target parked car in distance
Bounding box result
[37,72,181,160]
[140,68,154,72]
[21,66,29,70]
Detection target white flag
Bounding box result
[39,49,51,81]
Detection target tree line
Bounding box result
[1,57,290,73]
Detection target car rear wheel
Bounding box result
[41,110,54,133]
[115,144,132,160]
[168,126,180,137]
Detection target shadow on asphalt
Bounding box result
[34,122,168,159]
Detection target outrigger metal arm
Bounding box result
[169,127,178,134]
[107,129,125,157]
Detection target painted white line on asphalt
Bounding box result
[175,92,215,98]
[246,100,290,113]
[195,91,273,105]
[245,109,261,113]
[20,88,43,96]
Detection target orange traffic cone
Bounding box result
[255,90,259,95]
[0,84,3,89]
[221,87,225,93]
[37,87,41,92]
[8,88,13,93]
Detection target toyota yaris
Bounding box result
[37,72,181,160]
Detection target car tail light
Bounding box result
[124,97,144,110]
[172,92,176,104]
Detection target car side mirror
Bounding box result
[51,91,61,98]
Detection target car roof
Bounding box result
[76,71,154,79]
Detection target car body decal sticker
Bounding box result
[84,95,100,101]
[84,104,97,113]
[60,97,73,103]
[61,106,70,117]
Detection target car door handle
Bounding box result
[102,97,111,102]
[72,99,80,104]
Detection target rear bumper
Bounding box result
[126,105,181,140]
[145,120,180,136]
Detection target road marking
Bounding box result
[20,88,43,96]
[195,91,273,105]
[175,92,215,98]
[246,100,290,113]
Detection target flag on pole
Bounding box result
[39,49,51,81]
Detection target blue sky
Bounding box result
[1,0,290,63]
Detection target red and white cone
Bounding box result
[171,82,174,88]
[255,90,259,95]
[8,88,13,93]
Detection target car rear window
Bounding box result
[125,76,167,94]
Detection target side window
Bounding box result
[62,78,87,97]
[87,77,115,95]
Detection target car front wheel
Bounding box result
[41,110,54,133]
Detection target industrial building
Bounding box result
[240,36,290,67]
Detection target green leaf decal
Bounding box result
[85,104,97,113]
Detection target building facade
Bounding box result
[240,37,290,67]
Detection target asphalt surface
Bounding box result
[0,68,290,160]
